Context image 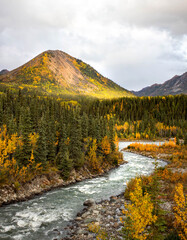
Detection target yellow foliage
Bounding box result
[136,132,141,139]
[0,126,42,185]
[114,133,119,150]
[101,136,111,155]
[88,222,108,240]
[121,178,157,240]
[88,222,100,233]
[29,132,39,149]
[173,183,187,240]
[87,139,101,172]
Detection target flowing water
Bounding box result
[0,141,167,240]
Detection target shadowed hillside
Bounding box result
[133,72,187,96]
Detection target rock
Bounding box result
[116,208,121,215]
[110,198,116,203]
[95,218,101,222]
[82,211,90,218]
[114,222,120,228]
[160,201,172,212]
[84,218,96,224]
[77,229,88,235]
[88,234,94,239]
[52,228,59,232]
[93,210,99,215]
[83,199,95,207]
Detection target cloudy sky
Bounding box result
[0,0,187,91]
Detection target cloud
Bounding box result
[94,0,187,35]
[0,0,187,90]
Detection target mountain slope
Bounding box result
[0,50,134,98]
[133,72,187,96]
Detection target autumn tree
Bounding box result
[173,183,187,240]
[121,178,157,240]
[101,136,111,156]
[87,139,100,172]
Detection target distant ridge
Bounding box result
[0,69,9,75]
[132,72,187,96]
[0,50,134,99]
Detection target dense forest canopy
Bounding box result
[0,85,186,186]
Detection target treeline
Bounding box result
[0,88,186,185]
[0,89,121,185]
[81,95,186,139]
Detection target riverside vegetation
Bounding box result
[64,140,186,240]
[122,140,187,240]
[0,86,186,239]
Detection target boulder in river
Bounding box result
[83,199,95,207]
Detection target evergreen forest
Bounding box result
[0,85,186,186]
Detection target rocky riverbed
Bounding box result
[63,194,126,240]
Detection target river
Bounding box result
[0,141,167,240]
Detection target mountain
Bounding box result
[0,69,9,75]
[0,50,133,98]
[133,72,187,97]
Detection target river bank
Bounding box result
[63,146,180,240]
[63,194,126,240]
[0,161,127,207]
[0,141,165,207]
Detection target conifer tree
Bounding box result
[108,119,116,152]
[34,116,47,168]
[56,125,72,180]
[18,107,32,166]
[69,116,84,169]
[81,112,88,139]
[46,113,56,164]
[150,160,166,239]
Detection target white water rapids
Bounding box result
[0,141,167,240]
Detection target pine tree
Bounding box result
[184,133,187,145]
[88,116,96,139]
[95,116,101,143]
[18,107,32,166]
[56,124,73,179]
[69,116,84,169]
[150,160,166,239]
[81,112,88,139]
[34,116,47,169]
[109,119,116,152]
[46,113,56,165]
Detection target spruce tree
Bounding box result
[81,112,88,139]
[69,116,84,169]
[56,125,72,180]
[18,107,32,166]
[46,112,56,165]
[34,116,47,169]
[109,119,116,152]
